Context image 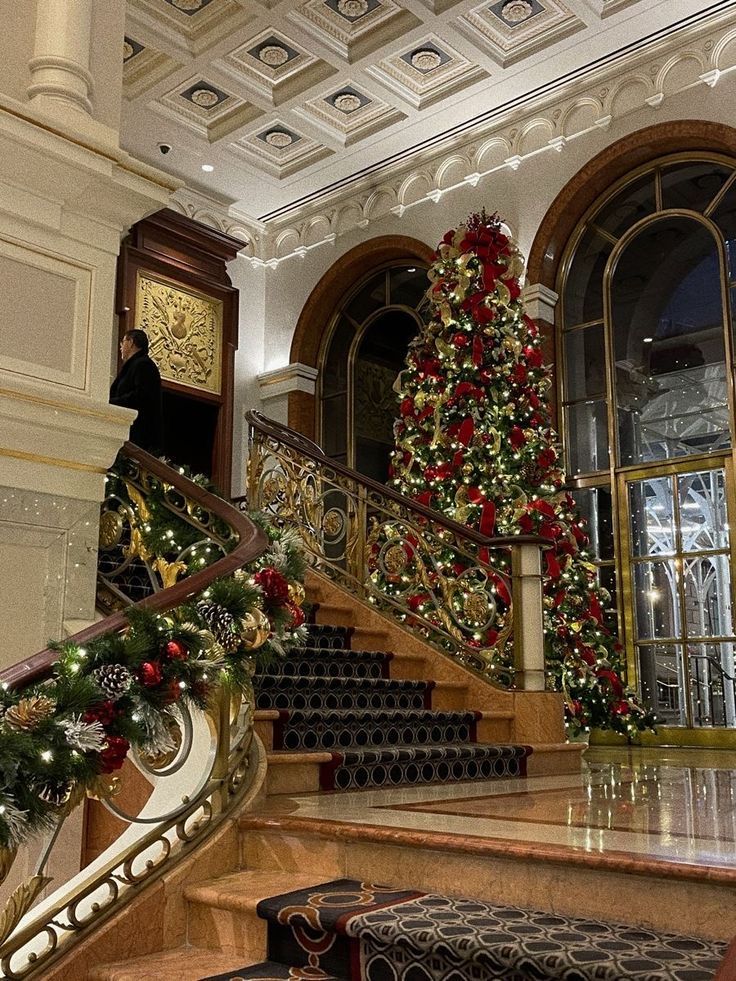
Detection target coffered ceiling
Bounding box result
[120,0,730,222]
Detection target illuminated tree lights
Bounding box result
[386,211,656,738]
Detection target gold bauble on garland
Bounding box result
[240,608,271,650]
[288,582,305,607]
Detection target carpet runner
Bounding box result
[256,623,531,791]
[201,878,729,981]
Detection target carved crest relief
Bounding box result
[135,272,223,395]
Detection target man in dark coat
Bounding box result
[110,329,164,454]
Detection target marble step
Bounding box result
[203,962,343,980]
[89,947,250,981]
[248,877,729,981]
[319,741,531,791]
[301,623,354,649]
[255,674,433,712]
[269,707,481,751]
[263,648,391,680]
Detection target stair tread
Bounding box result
[284,647,391,659]
[202,961,344,980]
[185,870,317,913]
[257,675,429,690]
[250,878,728,981]
[267,742,528,763]
[89,947,248,981]
[272,707,478,721]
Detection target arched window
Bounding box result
[320,263,428,482]
[559,155,736,732]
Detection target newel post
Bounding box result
[511,541,546,691]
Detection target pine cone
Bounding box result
[37,779,73,808]
[5,695,56,730]
[92,664,133,700]
[196,600,240,653]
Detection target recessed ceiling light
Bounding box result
[201,163,214,172]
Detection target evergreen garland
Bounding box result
[0,469,308,852]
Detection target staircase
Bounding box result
[67,574,736,980]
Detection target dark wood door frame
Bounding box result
[116,209,244,492]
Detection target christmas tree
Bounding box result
[386,212,656,737]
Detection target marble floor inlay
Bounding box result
[252,747,736,879]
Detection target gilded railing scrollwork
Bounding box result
[247,411,545,690]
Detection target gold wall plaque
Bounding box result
[135,272,223,395]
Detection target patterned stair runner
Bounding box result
[256,623,531,792]
[202,877,729,981]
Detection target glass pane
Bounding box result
[660,162,733,214]
[688,643,736,727]
[598,564,618,630]
[574,486,614,560]
[563,228,612,327]
[711,180,736,281]
[683,555,733,639]
[629,477,675,557]
[595,173,656,239]
[322,395,347,456]
[612,217,729,465]
[565,400,609,475]
[389,266,428,308]
[638,643,686,726]
[346,271,387,324]
[678,469,728,552]
[322,317,354,396]
[563,325,606,400]
[633,559,679,639]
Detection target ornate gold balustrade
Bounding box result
[0,445,274,979]
[246,411,545,691]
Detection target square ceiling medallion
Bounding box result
[229,122,332,178]
[128,0,251,58]
[459,0,584,66]
[123,35,180,99]
[367,35,489,109]
[157,76,263,142]
[221,28,336,105]
[289,0,421,63]
[294,82,405,146]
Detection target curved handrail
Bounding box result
[246,411,543,553]
[0,442,268,691]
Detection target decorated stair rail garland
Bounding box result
[247,410,545,690]
[383,210,656,738]
[0,445,307,979]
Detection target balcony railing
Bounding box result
[0,444,271,979]
[246,411,545,691]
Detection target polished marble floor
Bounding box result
[253,747,736,880]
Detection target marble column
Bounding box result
[0,0,179,663]
[27,0,94,116]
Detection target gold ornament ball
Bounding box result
[288,582,305,607]
[240,608,271,650]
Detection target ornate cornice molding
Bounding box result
[173,9,736,268]
[258,362,319,399]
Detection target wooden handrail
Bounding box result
[0,442,268,691]
[246,410,545,552]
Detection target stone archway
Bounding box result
[287,235,433,440]
[527,119,736,289]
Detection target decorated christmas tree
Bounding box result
[386,211,656,737]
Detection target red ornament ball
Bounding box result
[138,660,163,687]
[99,736,130,774]
[254,567,290,605]
[286,601,305,629]
[452,332,469,348]
[165,639,188,660]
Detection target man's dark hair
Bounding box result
[125,329,149,354]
